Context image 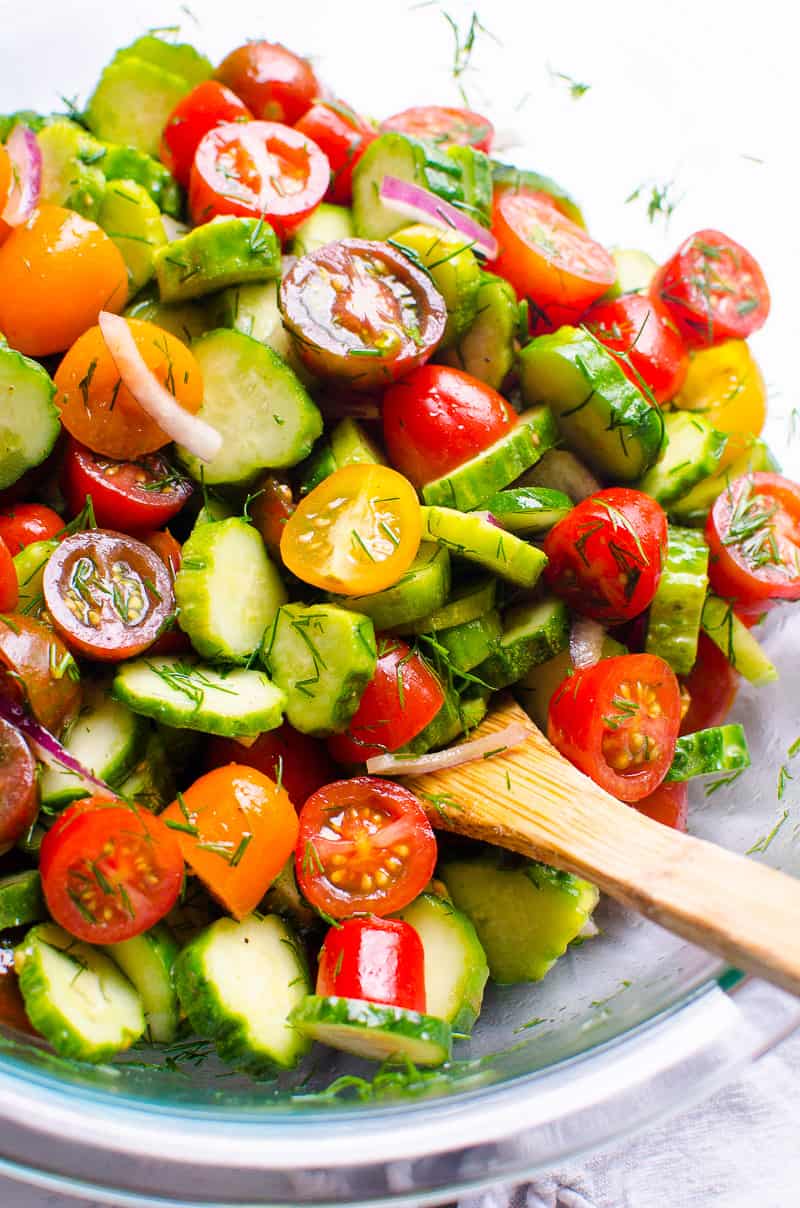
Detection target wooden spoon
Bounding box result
[404,696,800,997]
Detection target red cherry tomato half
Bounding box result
[706,473,800,613]
[295,99,376,205]
[327,639,444,764]
[544,488,668,623]
[0,504,63,555]
[380,105,494,153]
[583,293,689,405]
[40,799,184,943]
[189,120,329,238]
[204,723,337,809]
[0,716,38,846]
[0,537,18,613]
[295,776,437,917]
[0,945,36,1035]
[652,229,770,349]
[382,364,517,488]
[62,439,193,533]
[634,781,688,831]
[215,40,319,125]
[160,79,253,189]
[316,916,426,1011]
[0,613,81,734]
[679,633,739,736]
[548,653,681,802]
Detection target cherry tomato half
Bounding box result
[189,120,329,238]
[215,40,319,125]
[0,613,81,733]
[548,653,681,802]
[634,781,688,831]
[327,638,444,764]
[380,105,494,153]
[544,488,668,623]
[160,79,253,189]
[280,464,422,595]
[382,364,517,488]
[0,944,36,1035]
[0,504,63,555]
[62,439,193,533]
[295,100,377,205]
[583,293,689,405]
[204,723,337,809]
[0,716,37,846]
[295,776,437,917]
[40,799,184,943]
[679,632,739,736]
[138,530,192,656]
[0,538,17,613]
[316,916,426,1010]
[652,229,770,349]
[43,529,175,662]
[249,473,295,559]
[706,473,800,614]
[279,238,446,388]
[674,340,766,471]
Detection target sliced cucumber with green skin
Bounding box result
[422,407,557,511]
[102,143,183,218]
[519,326,664,481]
[475,597,570,690]
[669,439,779,527]
[666,724,751,782]
[105,924,180,1044]
[390,223,480,348]
[446,144,492,218]
[191,494,234,530]
[437,608,502,673]
[332,544,451,631]
[175,518,287,663]
[605,249,658,298]
[297,438,336,496]
[398,893,488,1033]
[490,160,585,227]
[395,576,496,636]
[516,636,627,731]
[113,657,285,738]
[155,217,281,303]
[516,447,601,504]
[117,731,176,813]
[177,330,323,485]
[330,418,386,468]
[261,859,318,933]
[210,280,301,370]
[14,924,145,1063]
[290,203,354,256]
[439,855,599,984]
[0,870,45,931]
[289,995,452,1066]
[86,57,190,157]
[0,347,60,490]
[423,506,547,588]
[701,595,778,685]
[97,178,166,294]
[636,411,727,507]
[124,291,212,344]
[14,538,57,619]
[36,119,106,219]
[114,34,212,89]
[398,687,488,756]
[175,914,312,1075]
[263,603,376,736]
[645,527,709,675]
[438,271,517,391]
[485,487,572,535]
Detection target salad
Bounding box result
[0,28,794,1078]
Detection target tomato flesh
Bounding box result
[62,439,193,533]
[215,41,319,125]
[380,105,493,153]
[584,293,689,405]
[680,633,739,736]
[295,776,436,917]
[0,613,81,734]
[160,79,253,188]
[706,473,800,611]
[0,504,63,555]
[204,723,337,809]
[295,100,376,205]
[316,916,426,1010]
[0,716,38,845]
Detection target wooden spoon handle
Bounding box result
[405,698,800,997]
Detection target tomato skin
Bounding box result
[380,105,493,153]
[382,365,517,488]
[706,473,800,611]
[204,723,337,809]
[249,474,295,559]
[0,505,63,555]
[0,614,81,734]
[160,80,253,188]
[679,633,739,736]
[215,41,319,125]
[652,229,770,349]
[138,530,192,655]
[0,716,38,845]
[316,917,426,1011]
[674,340,766,471]
[583,293,689,405]
[544,489,668,623]
[295,100,377,205]
[295,776,437,917]
[634,781,688,831]
[62,439,193,533]
[0,945,36,1035]
[328,640,444,764]
[0,538,18,613]
[548,653,682,803]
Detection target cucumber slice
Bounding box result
[399,687,489,756]
[606,248,658,298]
[475,597,570,689]
[0,870,45,930]
[446,144,492,217]
[439,855,599,984]
[175,914,312,1074]
[191,495,234,530]
[175,518,287,662]
[113,656,285,738]
[516,636,627,730]
[516,447,601,503]
[289,995,452,1066]
[261,859,317,932]
[329,417,386,468]
[155,217,281,303]
[390,223,480,348]
[423,506,547,588]
[700,595,778,685]
[636,411,727,507]
[117,731,175,813]
[490,160,585,227]
[176,330,323,485]
[105,924,180,1044]
[0,346,60,490]
[396,576,496,636]
[36,119,106,219]
[211,280,298,367]
[422,407,557,511]
[332,544,451,631]
[290,202,354,256]
[398,893,488,1033]
[297,438,336,497]
[485,487,572,535]
[97,178,167,294]
[666,724,751,782]
[645,527,709,675]
[437,608,502,672]
[263,603,376,737]
[86,57,190,157]
[14,924,145,1063]
[669,439,779,527]
[14,538,56,619]
[438,271,517,390]
[102,143,183,218]
[124,292,212,344]
[519,326,664,481]
[114,34,212,88]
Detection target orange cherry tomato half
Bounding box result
[280,464,422,595]
[0,205,127,356]
[0,613,81,734]
[54,319,203,462]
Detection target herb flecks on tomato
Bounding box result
[584,293,689,405]
[706,473,800,615]
[62,439,193,533]
[380,105,493,153]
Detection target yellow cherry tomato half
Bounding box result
[280,464,421,595]
[673,339,766,470]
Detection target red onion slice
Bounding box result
[0,694,116,800]
[379,175,498,260]
[2,126,42,227]
[366,721,529,776]
[569,617,605,669]
[98,311,223,464]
